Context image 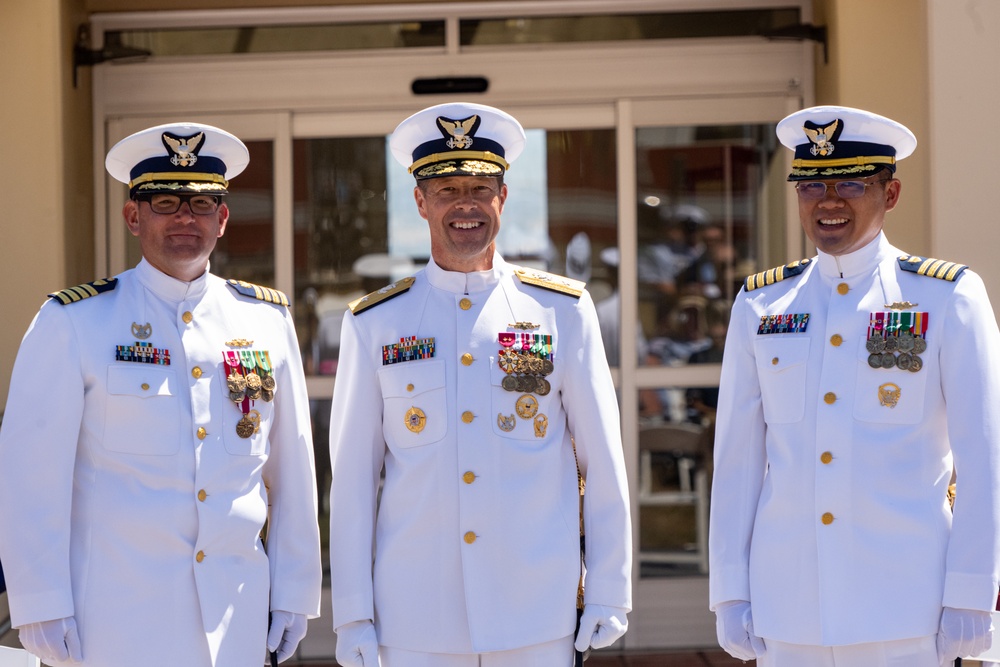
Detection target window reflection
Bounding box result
[634,125,777,371]
[214,139,276,285]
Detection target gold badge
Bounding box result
[226,338,254,348]
[533,414,548,438]
[515,394,539,419]
[884,301,919,310]
[878,383,901,408]
[131,322,152,339]
[497,413,516,432]
[405,407,426,433]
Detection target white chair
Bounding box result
[637,422,710,573]
[0,647,39,667]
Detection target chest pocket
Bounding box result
[852,339,927,424]
[753,337,810,424]
[105,365,181,455]
[378,358,447,448]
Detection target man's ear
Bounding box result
[123,199,141,236]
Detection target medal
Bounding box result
[866,337,884,354]
[533,414,548,438]
[912,337,927,354]
[405,406,426,433]
[535,378,551,396]
[516,394,539,419]
[883,336,899,353]
[227,371,247,394]
[497,413,516,432]
[908,355,923,372]
[501,375,518,392]
[867,353,882,369]
[895,352,912,370]
[880,353,895,369]
[255,350,276,400]
[878,382,901,408]
[236,414,256,438]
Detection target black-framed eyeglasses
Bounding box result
[794,178,889,200]
[135,193,222,215]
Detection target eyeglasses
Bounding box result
[136,193,221,215]
[794,179,889,200]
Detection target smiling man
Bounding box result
[709,106,1000,667]
[0,123,321,667]
[328,103,632,667]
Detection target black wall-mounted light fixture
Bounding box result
[73,25,151,88]
[411,76,490,96]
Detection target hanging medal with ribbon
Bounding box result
[241,350,263,400]
[255,350,276,401]
[224,350,259,439]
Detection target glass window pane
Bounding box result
[214,139,275,285]
[461,9,800,46]
[635,125,780,370]
[637,386,716,577]
[293,136,389,377]
[106,21,445,57]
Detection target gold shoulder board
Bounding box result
[349,276,416,315]
[226,279,290,307]
[897,255,968,281]
[48,278,118,305]
[744,258,812,292]
[513,267,584,298]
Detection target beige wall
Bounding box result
[926,0,1000,307]
[0,0,93,409]
[814,0,930,255]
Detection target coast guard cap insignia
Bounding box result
[438,115,479,150]
[162,131,204,168]
[804,119,840,157]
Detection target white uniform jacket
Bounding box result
[709,232,1000,646]
[0,259,322,667]
[328,254,631,653]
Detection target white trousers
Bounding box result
[380,635,575,667]
[759,635,941,667]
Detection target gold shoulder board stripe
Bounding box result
[513,267,584,298]
[48,278,118,305]
[898,255,968,281]
[226,279,290,306]
[743,258,812,292]
[349,276,416,315]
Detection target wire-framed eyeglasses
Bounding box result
[135,193,222,215]
[794,178,889,200]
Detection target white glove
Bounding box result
[574,604,628,652]
[18,617,83,663]
[335,619,380,667]
[715,600,766,661]
[936,606,993,663]
[267,611,308,664]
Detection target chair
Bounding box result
[638,422,710,573]
[0,647,39,667]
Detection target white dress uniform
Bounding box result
[709,232,1000,646]
[0,259,322,667]
[328,253,632,654]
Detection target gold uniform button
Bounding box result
[821,512,835,525]
[836,283,849,295]
[830,334,843,347]
[462,471,476,484]
[197,489,207,502]
[141,383,150,391]
[192,366,203,379]
[771,357,779,365]
[823,392,836,405]
[182,311,194,324]
[406,383,414,392]
[459,298,472,310]
[462,411,475,424]
[461,353,474,366]
[196,550,206,563]
[197,427,207,440]
[463,531,477,544]
[820,452,833,464]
